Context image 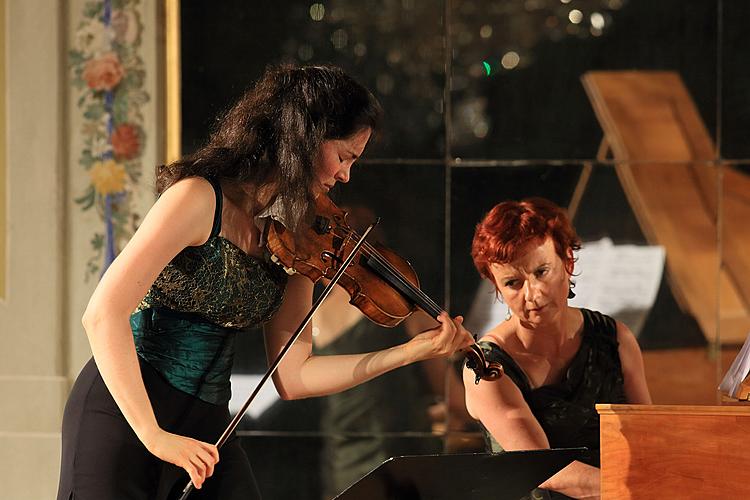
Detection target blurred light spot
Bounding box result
[473,121,489,139]
[590,12,605,30]
[482,61,491,76]
[376,73,394,95]
[566,24,580,35]
[569,9,583,24]
[312,326,320,337]
[607,0,624,9]
[298,44,314,61]
[501,51,520,70]
[331,29,348,49]
[545,16,559,28]
[387,49,403,65]
[309,3,325,21]
[354,43,367,57]
[590,26,603,37]
[480,24,493,38]
[560,0,572,4]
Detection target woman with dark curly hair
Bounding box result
[57,64,473,500]
[463,197,651,500]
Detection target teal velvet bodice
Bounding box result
[131,178,288,404]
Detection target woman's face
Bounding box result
[489,236,572,328]
[312,127,372,195]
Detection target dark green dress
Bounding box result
[58,178,289,500]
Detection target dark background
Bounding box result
[180,1,749,497]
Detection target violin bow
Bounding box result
[177,220,380,500]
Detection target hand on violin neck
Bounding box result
[403,311,475,363]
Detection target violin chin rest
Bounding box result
[270,253,297,275]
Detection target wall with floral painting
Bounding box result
[0,1,162,498]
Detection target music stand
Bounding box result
[334,448,586,500]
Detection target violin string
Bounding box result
[340,227,484,351]
[340,227,445,315]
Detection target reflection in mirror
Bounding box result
[719,160,750,402]
[180,0,446,159]
[720,0,750,158]
[452,163,725,405]
[171,0,736,497]
[449,0,718,159]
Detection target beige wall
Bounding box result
[0,1,161,498]
[0,0,6,300]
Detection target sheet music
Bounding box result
[719,333,750,398]
[465,237,665,338]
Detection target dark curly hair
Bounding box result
[155,64,383,229]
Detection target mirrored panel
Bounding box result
[719,0,750,159]
[231,162,448,435]
[718,159,750,401]
[180,0,446,159]
[449,0,718,160]
[451,162,718,409]
[241,434,453,500]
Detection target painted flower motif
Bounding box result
[83,52,125,91]
[90,135,113,159]
[111,9,140,44]
[74,18,112,56]
[90,159,127,195]
[112,123,141,159]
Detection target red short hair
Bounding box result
[471,197,581,286]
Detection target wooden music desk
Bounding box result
[597,404,750,498]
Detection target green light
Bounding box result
[483,61,491,76]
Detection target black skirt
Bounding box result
[57,357,261,500]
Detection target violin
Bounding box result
[178,195,500,500]
[264,194,502,384]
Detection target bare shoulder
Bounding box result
[162,176,215,203]
[615,320,639,349]
[615,320,645,364]
[480,321,515,348]
[152,177,217,246]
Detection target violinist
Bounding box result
[57,64,474,500]
[463,198,651,500]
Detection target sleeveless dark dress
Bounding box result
[476,309,627,499]
[57,178,288,500]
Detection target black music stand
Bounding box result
[334,448,587,500]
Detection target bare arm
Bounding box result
[403,312,473,431]
[264,275,474,400]
[616,321,652,404]
[81,177,219,488]
[463,357,600,499]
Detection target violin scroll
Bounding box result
[464,343,504,384]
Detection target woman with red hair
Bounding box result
[463,198,651,500]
